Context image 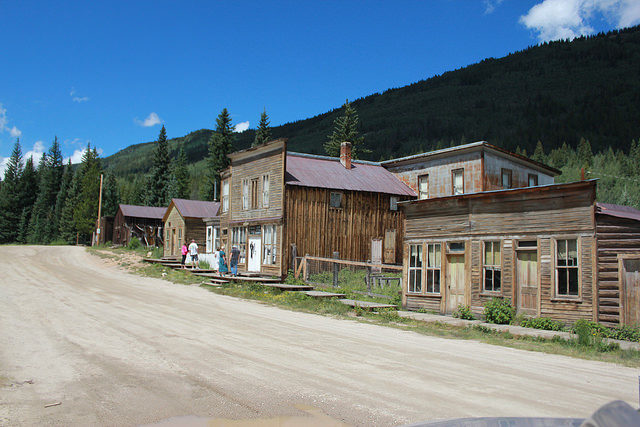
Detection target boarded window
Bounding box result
[452,169,464,195]
[483,241,502,292]
[528,174,538,187]
[501,169,513,189]
[426,243,441,294]
[390,196,398,211]
[330,192,343,209]
[408,244,422,293]
[251,178,259,209]
[418,175,429,199]
[262,174,269,208]
[556,239,579,296]
[262,224,277,265]
[242,179,249,210]
[222,180,229,213]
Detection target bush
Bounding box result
[127,237,141,250]
[151,246,163,259]
[452,304,475,320]
[520,317,565,331]
[483,298,515,324]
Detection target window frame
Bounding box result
[426,243,442,295]
[482,241,502,294]
[528,174,539,187]
[231,227,247,264]
[390,196,398,211]
[222,179,229,213]
[206,226,213,253]
[250,178,259,209]
[501,168,513,189]
[262,174,270,208]
[452,168,464,195]
[418,174,429,200]
[242,179,249,210]
[329,191,344,209]
[408,244,423,294]
[553,237,581,299]
[262,224,277,265]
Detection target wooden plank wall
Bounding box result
[283,185,407,272]
[595,215,640,326]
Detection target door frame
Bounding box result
[445,253,466,313]
[618,253,640,326]
[248,236,262,272]
[515,248,539,315]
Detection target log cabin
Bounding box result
[399,179,640,326]
[219,139,416,277]
[163,199,220,259]
[113,204,166,247]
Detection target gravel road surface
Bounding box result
[0,246,637,426]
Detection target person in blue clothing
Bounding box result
[230,245,240,276]
[218,246,229,275]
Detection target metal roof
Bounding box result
[119,204,166,219]
[596,203,640,222]
[171,199,220,219]
[285,153,416,196]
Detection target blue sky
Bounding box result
[1,0,638,174]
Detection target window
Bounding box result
[556,239,578,297]
[528,174,538,187]
[178,228,182,238]
[483,241,502,292]
[262,175,270,207]
[390,196,398,211]
[251,178,259,209]
[517,240,537,249]
[408,244,422,293]
[452,169,464,195]
[262,225,277,265]
[448,242,465,253]
[330,192,343,208]
[426,243,441,294]
[232,227,247,264]
[242,179,249,210]
[418,175,429,199]
[222,180,229,213]
[206,226,213,253]
[501,168,513,189]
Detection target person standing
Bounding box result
[218,246,229,275]
[230,245,240,276]
[181,242,188,268]
[188,239,199,270]
[212,246,220,272]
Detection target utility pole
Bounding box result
[96,174,103,245]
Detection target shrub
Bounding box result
[127,237,141,250]
[151,246,163,259]
[483,298,515,324]
[573,319,595,347]
[520,317,565,331]
[452,304,475,320]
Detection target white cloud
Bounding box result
[63,145,103,164]
[9,126,22,138]
[0,157,9,179]
[25,140,46,166]
[484,0,505,14]
[70,88,90,103]
[521,0,640,42]
[135,112,162,127]
[234,121,250,133]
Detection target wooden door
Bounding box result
[517,251,538,314]
[446,255,465,312]
[248,236,261,272]
[621,258,640,326]
[371,239,382,265]
[384,229,396,264]
[171,229,176,256]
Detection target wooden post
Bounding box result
[332,251,339,288]
[290,244,297,274]
[96,174,103,246]
[366,262,372,296]
[303,253,309,281]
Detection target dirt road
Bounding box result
[0,246,637,426]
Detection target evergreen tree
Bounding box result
[577,137,594,168]
[0,140,24,243]
[532,141,546,163]
[203,108,234,200]
[58,169,79,244]
[252,108,272,147]
[102,173,120,217]
[171,146,190,199]
[74,147,103,243]
[52,161,74,240]
[17,156,39,242]
[145,125,172,207]
[324,99,367,158]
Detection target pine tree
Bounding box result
[102,173,120,217]
[0,140,24,243]
[74,147,103,243]
[145,125,172,207]
[203,108,234,200]
[252,109,272,147]
[171,146,190,199]
[577,137,594,168]
[324,99,367,158]
[52,161,73,239]
[532,141,546,163]
[17,156,39,242]
[58,169,79,244]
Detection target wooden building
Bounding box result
[381,141,559,199]
[113,204,166,247]
[163,199,220,258]
[400,180,640,326]
[219,139,416,277]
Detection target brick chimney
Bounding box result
[340,141,352,169]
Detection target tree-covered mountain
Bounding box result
[104,25,640,181]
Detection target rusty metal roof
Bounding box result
[597,203,640,222]
[285,153,416,196]
[119,204,166,219]
[171,198,220,219]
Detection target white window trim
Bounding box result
[222,180,229,213]
[262,174,270,208]
[425,243,442,295]
[242,179,249,210]
[553,237,581,300]
[408,244,423,294]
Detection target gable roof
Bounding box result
[380,141,561,176]
[164,199,220,222]
[119,204,166,220]
[597,203,640,222]
[285,153,416,197]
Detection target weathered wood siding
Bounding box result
[163,206,185,257]
[283,185,407,272]
[113,209,127,246]
[595,215,640,326]
[483,151,554,190]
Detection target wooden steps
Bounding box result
[259,283,314,291]
[338,299,396,310]
[303,291,346,298]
